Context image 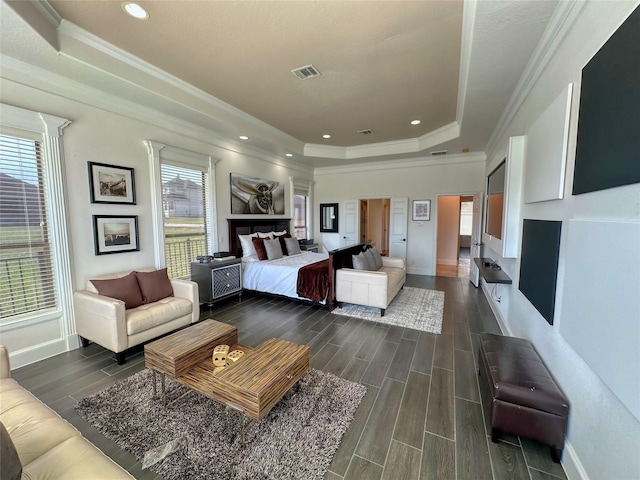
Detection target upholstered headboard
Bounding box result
[228,218,291,258]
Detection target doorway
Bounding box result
[359,198,390,255]
[435,195,474,278]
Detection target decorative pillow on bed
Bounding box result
[252,237,268,260]
[352,252,371,270]
[274,231,292,254]
[258,232,273,239]
[369,247,383,269]
[238,233,259,257]
[264,238,284,260]
[285,236,302,255]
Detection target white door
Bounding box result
[470,191,483,287]
[342,199,359,246]
[389,197,408,257]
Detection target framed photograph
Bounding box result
[88,162,136,204]
[412,199,431,221]
[93,215,139,255]
[230,173,285,214]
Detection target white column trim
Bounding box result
[145,140,167,268]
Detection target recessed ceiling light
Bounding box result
[285,153,293,157]
[322,134,331,139]
[411,120,421,125]
[121,2,149,19]
[239,135,249,140]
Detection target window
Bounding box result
[293,194,308,238]
[161,164,209,278]
[459,201,473,236]
[0,134,56,321]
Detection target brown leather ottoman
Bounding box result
[478,333,570,463]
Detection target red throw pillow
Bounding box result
[252,237,268,260]
[91,273,144,309]
[274,232,292,255]
[135,269,174,304]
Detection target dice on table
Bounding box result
[228,350,245,363]
[212,344,230,367]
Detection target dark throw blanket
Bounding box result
[296,259,330,303]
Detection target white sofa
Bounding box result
[335,256,406,316]
[0,346,133,479]
[73,268,199,364]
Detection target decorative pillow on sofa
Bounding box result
[252,237,268,260]
[352,252,373,271]
[264,238,284,260]
[284,237,302,255]
[274,231,292,255]
[135,268,174,304]
[369,247,383,269]
[1,422,22,480]
[363,248,377,270]
[91,272,144,309]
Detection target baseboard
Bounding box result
[407,266,433,275]
[9,338,69,369]
[563,440,589,480]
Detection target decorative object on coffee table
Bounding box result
[213,344,230,367]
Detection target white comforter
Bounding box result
[243,251,329,302]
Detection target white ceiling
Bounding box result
[1,0,559,168]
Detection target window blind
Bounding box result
[0,134,56,320]
[160,163,209,278]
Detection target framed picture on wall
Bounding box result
[93,215,139,255]
[88,162,136,204]
[412,200,431,221]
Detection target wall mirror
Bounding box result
[320,203,339,232]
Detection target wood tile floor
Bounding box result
[11,275,567,480]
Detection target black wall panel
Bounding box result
[573,5,640,195]
[518,220,562,325]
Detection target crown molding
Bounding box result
[314,151,485,176]
[0,55,314,176]
[31,0,62,26]
[484,0,587,157]
[456,0,477,124]
[304,121,460,160]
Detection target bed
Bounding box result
[228,219,367,310]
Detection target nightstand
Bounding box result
[299,243,319,253]
[190,258,242,306]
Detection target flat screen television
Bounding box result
[485,159,506,239]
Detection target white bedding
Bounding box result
[242,251,329,302]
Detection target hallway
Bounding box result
[436,247,470,279]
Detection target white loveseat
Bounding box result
[73,268,199,364]
[335,255,406,316]
[0,346,133,479]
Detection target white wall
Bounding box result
[481,2,640,479]
[313,155,485,274]
[0,78,312,366]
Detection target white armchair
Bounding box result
[335,256,406,316]
[73,268,199,364]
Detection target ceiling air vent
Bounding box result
[357,129,374,135]
[291,64,321,80]
[430,150,448,156]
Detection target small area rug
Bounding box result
[75,368,366,480]
[332,286,445,334]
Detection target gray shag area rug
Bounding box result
[332,286,445,334]
[75,368,366,480]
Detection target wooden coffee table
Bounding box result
[144,319,310,420]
